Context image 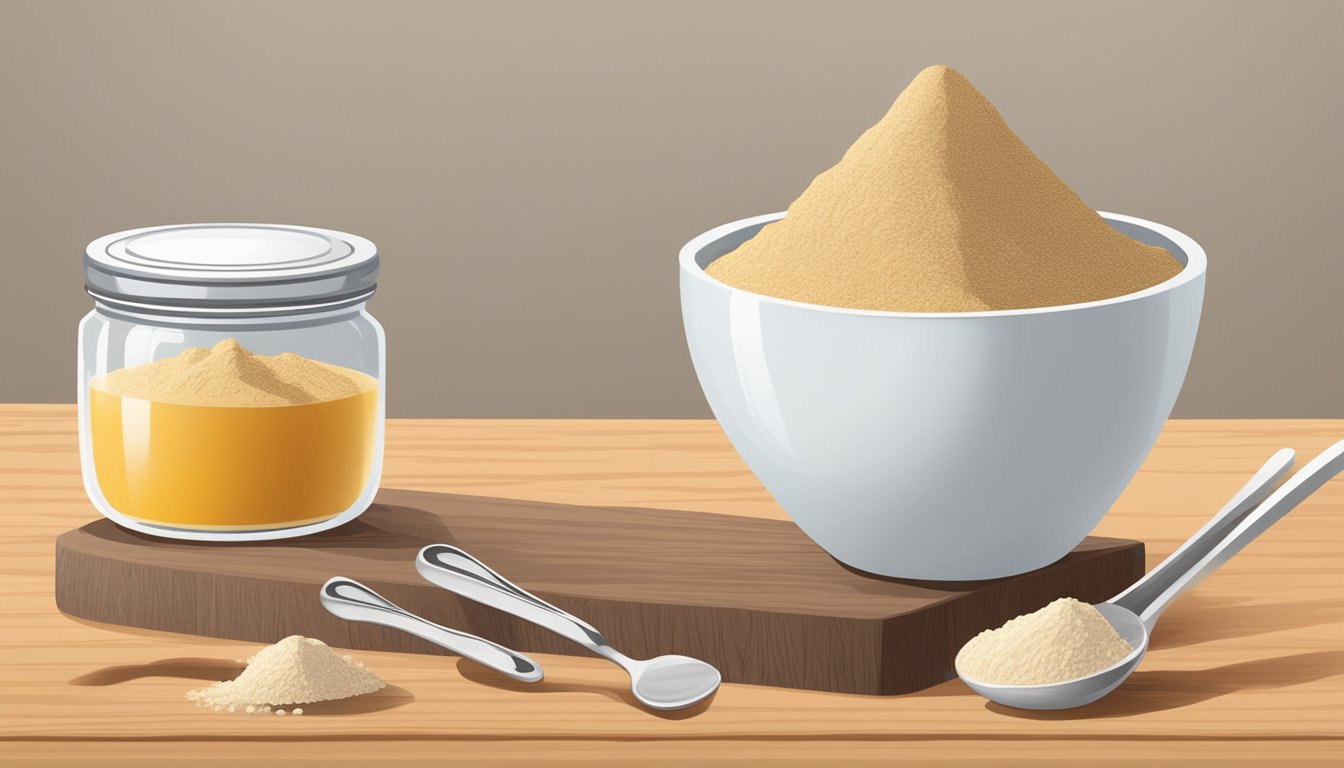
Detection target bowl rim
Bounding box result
[679,210,1207,318]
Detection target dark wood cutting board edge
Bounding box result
[55,488,1144,695]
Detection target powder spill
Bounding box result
[706,65,1182,312]
[95,338,366,407]
[187,636,385,714]
[956,598,1134,685]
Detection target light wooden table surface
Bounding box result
[2,406,1341,766]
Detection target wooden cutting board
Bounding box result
[54,489,1143,695]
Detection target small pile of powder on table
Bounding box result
[706,65,1182,312]
[956,597,1133,685]
[187,636,385,715]
[95,338,365,407]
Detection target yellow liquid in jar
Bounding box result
[89,375,379,531]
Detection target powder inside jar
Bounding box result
[956,597,1134,685]
[706,65,1182,312]
[87,339,379,530]
[95,338,366,407]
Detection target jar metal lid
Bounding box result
[84,223,378,313]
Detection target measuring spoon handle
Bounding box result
[1130,439,1344,631]
[1110,448,1295,617]
[416,545,612,656]
[319,577,543,683]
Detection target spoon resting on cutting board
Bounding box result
[416,544,722,711]
[320,576,543,683]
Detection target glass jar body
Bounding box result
[77,302,385,541]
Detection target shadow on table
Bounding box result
[68,656,413,715]
[70,657,245,685]
[1147,593,1342,650]
[986,649,1344,720]
[454,657,716,720]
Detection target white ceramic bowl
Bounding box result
[680,212,1205,580]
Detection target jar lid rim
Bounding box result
[84,223,378,308]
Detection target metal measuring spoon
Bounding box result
[320,577,543,683]
[416,544,722,711]
[958,439,1344,710]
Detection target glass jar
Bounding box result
[78,224,385,541]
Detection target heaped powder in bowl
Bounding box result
[705,65,1182,312]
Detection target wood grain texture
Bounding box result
[0,406,1341,765]
[53,490,1143,695]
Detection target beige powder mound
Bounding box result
[187,636,385,714]
[706,65,1182,312]
[956,598,1133,685]
[95,338,369,407]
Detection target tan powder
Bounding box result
[95,338,367,407]
[706,65,1182,312]
[956,598,1133,685]
[187,636,385,714]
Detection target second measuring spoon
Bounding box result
[320,577,543,683]
[416,544,722,711]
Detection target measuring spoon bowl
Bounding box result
[956,603,1147,711]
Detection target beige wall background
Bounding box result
[1,0,1339,417]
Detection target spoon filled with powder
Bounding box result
[957,440,1344,710]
